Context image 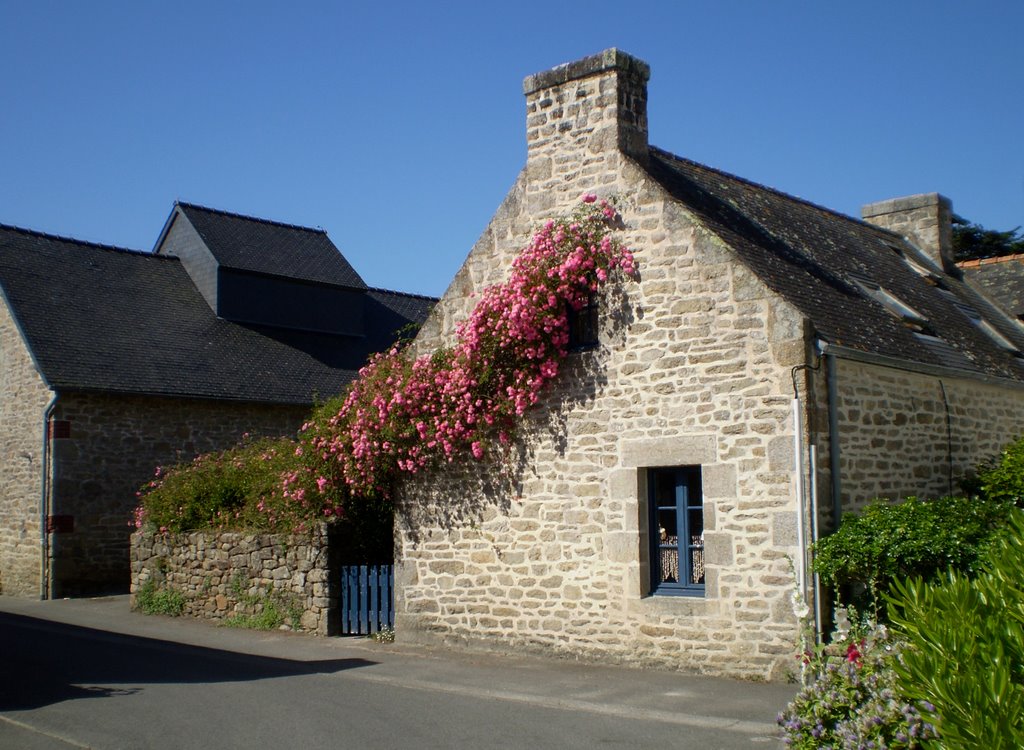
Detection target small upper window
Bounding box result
[851,275,931,332]
[937,288,1022,355]
[568,295,599,350]
[885,242,943,284]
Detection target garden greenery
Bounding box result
[785,442,1024,747]
[811,495,1012,617]
[134,579,186,617]
[888,510,1024,749]
[134,196,637,534]
[967,434,1024,507]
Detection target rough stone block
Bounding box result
[701,463,736,498]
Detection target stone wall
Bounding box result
[0,296,54,596]
[47,392,306,597]
[130,525,337,635]
[830,357,1024,514]
[398,53,811,681]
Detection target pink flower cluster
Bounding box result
[294,196,637,500]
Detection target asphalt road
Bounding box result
[0,597,794,749]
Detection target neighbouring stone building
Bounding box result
[394,49,1024,679]
[0,203,433,598]
[957,252,1024,323]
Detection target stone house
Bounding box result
[957,251,1024,322]
[0,202,433,598]
[394,49,1024,680]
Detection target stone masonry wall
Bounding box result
[48,392,306,597]
[831,358,1024,514]
[131,525,336,635]
[398,55,812,680]
[0,296,53,596]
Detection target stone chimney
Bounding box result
[522,49,650,196]
[861,193,955,273]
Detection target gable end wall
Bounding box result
[0,294,52,596]
[157,212,219,313]
[397,134,814,679]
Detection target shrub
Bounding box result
[133,196,637,535]
[969,434,1024,507]
[222,577,303,631]
[135,579,186,617]
[887,509,1024,749]
[291,195,637,502]
[778,614,937,748]
[135,435,333,533]
[812,495,1012,617]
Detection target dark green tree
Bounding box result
[952,214,1024,262]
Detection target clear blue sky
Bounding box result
[2,1,1022,297]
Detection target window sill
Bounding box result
[650,586,705,598]
[632,592,710,618]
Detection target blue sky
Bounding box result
[2,1,1022,297]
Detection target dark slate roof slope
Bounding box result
[959,255,1024,321]
[0,225,407,403]
[647,148,1024,383]
[175,202,367,289]
[365,288,439,354]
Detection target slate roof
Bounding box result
[173,202,367,288]
[647,147,1024,383]
[0,225,433,404]
[958,255,1024,321]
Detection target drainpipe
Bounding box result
[791,397,807,599]
[40,392,58,600]
[818,342,843,530]
[809,444,822,641]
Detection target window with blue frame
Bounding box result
[648,466,705,595]
[568,295,599,350]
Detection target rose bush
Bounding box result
[135,196,637,533]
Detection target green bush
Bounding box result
[812,496,1011,617]
[969,435,1024,507]
[221,577,302,631]
[135,579,186,617]
[136,436,305,532]
[888,510,1024,749]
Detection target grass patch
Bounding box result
[135,579,185,617]
[222,579,302,631]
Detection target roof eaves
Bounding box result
[51,383,318,407]
[817,339,1024,390]
[367,286,441,303]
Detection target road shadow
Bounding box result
[0,612,375,711]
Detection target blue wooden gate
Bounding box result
[339,564,394,635]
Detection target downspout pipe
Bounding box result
[40,391,58,600]
[818,341,843,530]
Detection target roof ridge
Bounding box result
[0,222,159,258]
[648,146,896,237]
[176,201,327,235]
[957,252,1024,269]
[368,286,441,302]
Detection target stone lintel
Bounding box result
[620,435,717,468]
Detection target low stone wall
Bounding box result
[130,525,338,635]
